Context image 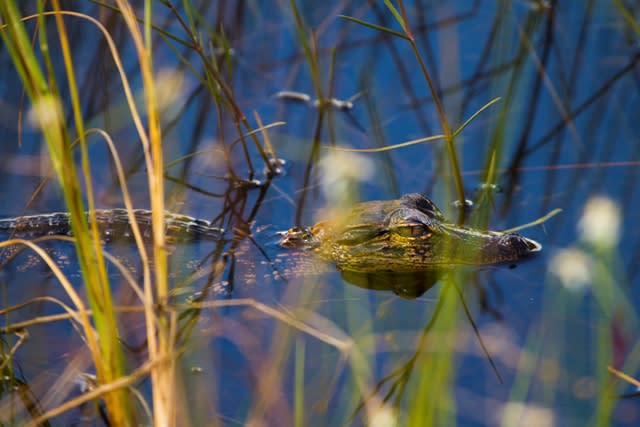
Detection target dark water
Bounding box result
[0,1,639,426]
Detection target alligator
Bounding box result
[0,194,540,277]
[278,193,541,272]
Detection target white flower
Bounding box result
[366,398,398,427]
[549,248,592,292]
[500,402,555,427]
[28,95,63,130]
[319,151,374,204]
[369,406,398,427]
[154,68,185,112]
[578,196,621,249]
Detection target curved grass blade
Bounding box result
[453,97,502,137]
[338,15,409,40]
[329,97,501,153]
[329,134,445,152]
[501,208,562,234]
[382,0,408,34]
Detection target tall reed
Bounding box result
[0,1,131,424]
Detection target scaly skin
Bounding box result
[0,209,223,243]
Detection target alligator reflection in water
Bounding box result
[339,270,441,299]
[0,194,540,297]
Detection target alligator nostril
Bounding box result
[498,234,542,256]
[509,235,542,254]
[523,237,542,252]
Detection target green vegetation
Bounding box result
[0,1,638,426]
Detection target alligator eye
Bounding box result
[393,224,431,239]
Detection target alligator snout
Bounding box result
[482,233,542,264]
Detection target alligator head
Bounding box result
[279,193,541,273]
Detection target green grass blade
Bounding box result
[338,15,409,40]
[453,97,502,137]
[290,0,323,97]
[612,0,640,35]
[329,134,445,153]
[1,1,133,423]
[294,338,305,427]
[383,0,408,33]
[501,208,562,234]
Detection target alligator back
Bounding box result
[0,209,223,243]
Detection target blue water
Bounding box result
[0,1,639,425]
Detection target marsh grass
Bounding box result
[0,1,638,426]
[0,1,131,424]
[0,1,297,425]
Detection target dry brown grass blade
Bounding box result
[608,366,640,388]
[0,239,97,342]
[23,355,170,427]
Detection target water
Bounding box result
[0,1,639,425]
